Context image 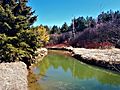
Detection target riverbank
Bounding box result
[28,48,48,89]
[47,46,120,72]
[72,48,120,72]
[0,48,48,90]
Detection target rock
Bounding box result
[0,62,28,90]
[36,48,48,56]
[72,48,120,72]
[35,48,48,63]
[65,46,73,51]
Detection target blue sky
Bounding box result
[28,0,120,26]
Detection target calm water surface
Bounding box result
[28,51,120,90]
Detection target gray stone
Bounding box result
[0,62,28,90]
[73,48,120,64]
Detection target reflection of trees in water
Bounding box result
[35,52,120,85]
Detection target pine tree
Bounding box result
[0,0,43,66]
[60,22,68,33]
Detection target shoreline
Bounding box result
[0,48,48,90]
[28,48,48,90]
[47,47,120,72]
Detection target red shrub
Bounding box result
[84,41,113,49]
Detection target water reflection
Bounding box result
[30,51,120,90]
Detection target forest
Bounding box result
[47,10,120,49]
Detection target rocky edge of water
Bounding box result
[72,48,120,71]
[72,48,120,64]
[35,48,48,63]
[0,48,48,90]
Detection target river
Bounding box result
[28,50,120,90]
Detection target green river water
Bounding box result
[28,50,120,90]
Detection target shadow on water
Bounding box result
[28,50,120,90]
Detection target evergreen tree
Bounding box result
[0,0,45,66]
[60,22,68,33]
[50,25,59,34]
[44,25,50,32]
[86,16,96,28]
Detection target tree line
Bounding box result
[47,10,120,48]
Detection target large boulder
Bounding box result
[0,62,28,90]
